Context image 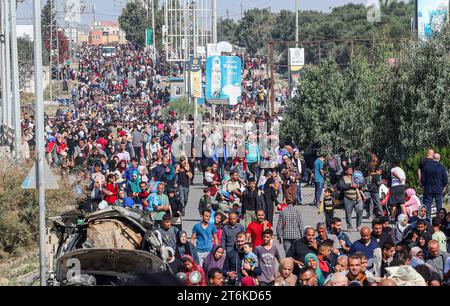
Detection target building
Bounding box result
[88,21,127,45]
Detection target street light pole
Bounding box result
[4,0,11,129]
[295,0,299,47]
[10,0,22,162]
[211,0,217,43]
[33,0,47,286]
[0,0,7,128]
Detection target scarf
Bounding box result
[175,231,192,259]
[275,258,297,286]
[202,245,226,274]
[397,214,409,232]
[128,171,141,193]
[305,253,326,286]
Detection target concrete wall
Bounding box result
[21,66,50,94]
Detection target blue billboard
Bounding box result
[205,56,242,105]
[417,0,449,42]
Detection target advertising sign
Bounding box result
[188,57,203,98]
[417,0,449,42]
[205,56,242,105]
[288,48,305,97]
[145,28,153,46]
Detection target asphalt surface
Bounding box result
[181,170,371,256]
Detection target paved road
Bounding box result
[181,171,372,256]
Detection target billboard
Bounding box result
[187,57,203,98]
[417,0,449,42]
[288,48,305,97]
[205,56,242,105]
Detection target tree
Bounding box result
[18,36,34,89]
[234,8,275,55]
[119,0,164,48]
[41,0,70,65]
[281,25,450,167]
[217,18,238,43]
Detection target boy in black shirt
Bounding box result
[319,188,334,231]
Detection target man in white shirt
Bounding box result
[146,135,161,159]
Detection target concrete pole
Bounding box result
[4,0,11,128]
[192,1,198,118]
[0,0,7,127]
[295,0,299,47]
[151,0,155,48]
[211,0,217,43]
[33,0,47,286]
[10,0,22,162]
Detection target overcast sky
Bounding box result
[17,0,404,25]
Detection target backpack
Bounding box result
[352,170,366,186]
[328,155,340,173]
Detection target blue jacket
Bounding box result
[421,161,448,194]
[349,239,379,259]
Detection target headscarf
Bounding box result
[418,205,427,219]
[165,164,175,181]
[181,255,207,286]
[175,230,195,262]
[397,214,409,232]
[128,171,141,193]
[275,258,297,286]
[305,253,326,286]
[405,189,420,217]
[202,245,225,275]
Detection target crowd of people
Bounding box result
[18,43,450,287]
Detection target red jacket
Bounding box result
[104,183,118,204]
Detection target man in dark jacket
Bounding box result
[286,227,317,276]
[371,218,393,248]
[241,179,260,227]
[222,232,262,285]
[421,153,448,220]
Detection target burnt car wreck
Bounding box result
[46,206,171,286]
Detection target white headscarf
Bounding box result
[397,214,408,232]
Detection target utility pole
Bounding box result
[4,0,11,129]
[240,0,243,19]
[33,0,47,287]
[10,0,22,162]
[192,0,198,118]
[211,0,217,43]
[295,0,299,47]
[0,0,7,128]
[269,41,275,116]
[151,0,155,48]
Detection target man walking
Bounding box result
[246,209,272,249]
[242,179,260,227]
[221,212,245,253]
[313,154,325,207]
[276,202,304,252]
[191,209,219,265]
[421,153,448,220]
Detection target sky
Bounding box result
[16,0,378,25]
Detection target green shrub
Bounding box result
[0,157,79,261]
[401,147,450,194]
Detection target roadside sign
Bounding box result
[205,56,242,105]
[145,28,153,46]
[22,159,59,189]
